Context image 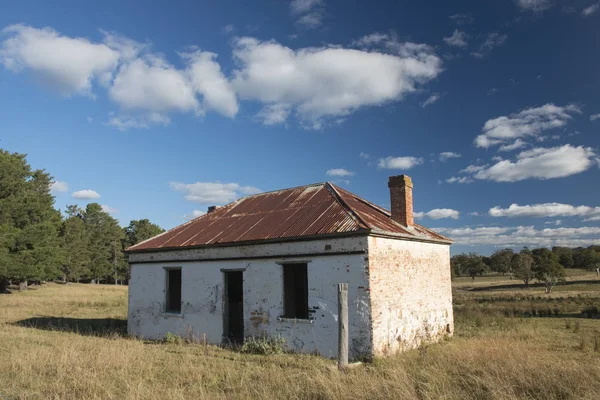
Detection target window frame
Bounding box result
[164,267,182,314]
[280,262,310,320]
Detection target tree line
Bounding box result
[451,245,600,293]
[0,149,164,292]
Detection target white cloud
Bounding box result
[326,168,354,177]
[439,152,461,162]
[421,93,441,108]
[181,49,239,117]
[378,156,424,170]
[414,208,460,220]
[545,220,562,226]
[184,209,206,220]
[516,0,552,11]
[471,32,507,58]
[50,180,69,193]
[590,113,600,121]
[473,145,597,182]
[443,30,468,48]
[256,103,291,125]
[359,152,370,159]
[1,24,239,129]
[460,164,487,174]
[107,112,170,131]
[290,0,325,29]
[434,224,600,247]
[582,2,600,16]
[498,139,527,152]
[101,204,118,214]
[0,24,120,96]
[109,56,199,114]
[449,13,474,25]
[72,189,100,200]
[170,181,260,204]
[446,176,473,184]
[475,103,581,148]
[489,202,600,219]
[352,33,390,48]
[231,36,442,127]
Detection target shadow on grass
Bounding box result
[14,317,127,337]
[466,279,600,292]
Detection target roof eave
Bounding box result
[125,229,372,254]
[368,228,453,245]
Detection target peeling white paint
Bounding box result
[128,236,372,360]
[128,234,453,360]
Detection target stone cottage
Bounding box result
[126,175,453,359]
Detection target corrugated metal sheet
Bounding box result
[128,182,450,252]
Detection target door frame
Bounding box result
[222,268,245,343]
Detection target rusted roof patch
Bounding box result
[128,182,451,252]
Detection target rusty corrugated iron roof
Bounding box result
[128,182,451,252]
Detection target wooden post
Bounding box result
[203,333,208,356]
[337,283,348,370]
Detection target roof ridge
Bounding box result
[325,182,370,230]
[331,183,391,216]
[237,182,326,200]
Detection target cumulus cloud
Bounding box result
[101,204,118,214]
[439,152,461,162]
[582,2,600,16]
[181,50,239,117]
[2,24,443,131]
[473,145,597,182]
[443,30,468,48]
[0,24,120,96]
[414,208,460,220]
[515,0,553,11]
[590,113,600,121]
[489,203,600,219]
[378,156,424,170]
[72,189,100,199]
[50,180,69,193]
[326,168,354,177]
[434,224,600,247]
[421,93,442,108]
[474,103,581,148]
[170,181,261,204]
[232,36,442,127]
[109,56,197,114]
[0,24,239,130]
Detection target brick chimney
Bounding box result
[388,175,414,227]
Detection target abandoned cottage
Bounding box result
[126,175,453,359]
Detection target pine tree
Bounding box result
[0,150,62,290]
[60,206,91,282]
[82,203,123,283]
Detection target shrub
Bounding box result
[164,332,182,345]
[240,336,286,355]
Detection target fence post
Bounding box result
[338,283,348,370]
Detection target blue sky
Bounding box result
[1,0,599,255]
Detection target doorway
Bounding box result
[223,270,244,343]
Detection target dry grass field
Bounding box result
[1,272,600,400]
